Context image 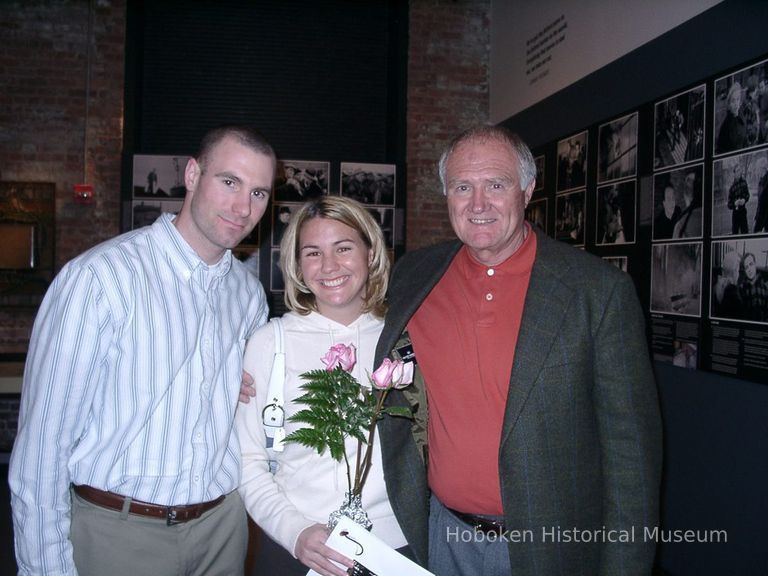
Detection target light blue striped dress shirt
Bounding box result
[9,213,269,576]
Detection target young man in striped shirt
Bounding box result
[10,125,275,576]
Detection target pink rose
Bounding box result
[321,343,357,372]
[371,358,398,389]
[372,358,413,390]
[392,360,414,389]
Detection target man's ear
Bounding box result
[184,158,201,194]
[523,179,535,207]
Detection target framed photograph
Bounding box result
[603,256,628,273]
[132,154,189,198]
[340,162,396,205]
[712,149,768,237]
[652,164,704,241]
[556,131,588,193]
[555,189,585,245]
[595,180,636,245]
[272,202,300,247]
[0,181,56,307]
[672,340,698,370]
[710,237,768,324]
[525,197,548,234]
[650,241,702,317]
[131,199,183,230]
[653,84,706,169]
[597,112,638,184]
[366,206,395,248]
[270,248,284,292]
[274,160,329,202]
[713,57,768,156]
[534,155,545,191]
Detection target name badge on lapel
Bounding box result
[395,342,416,364]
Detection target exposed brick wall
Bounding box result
[0,0,125,352]
[0,0,490,352]
[405,0,490,251]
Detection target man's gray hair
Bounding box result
[438,124,537,194]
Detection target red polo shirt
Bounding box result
[408,229,537,514]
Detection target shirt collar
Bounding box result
[154,213,233,282]
[458,223,537,279]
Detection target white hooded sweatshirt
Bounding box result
[237,310,407,556]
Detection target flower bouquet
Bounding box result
[283,343,414,530]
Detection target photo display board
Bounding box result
[525,54,768,385]
[130,156,404,318]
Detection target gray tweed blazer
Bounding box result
[374,229,662,575]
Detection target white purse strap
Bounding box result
[262,318,286,464]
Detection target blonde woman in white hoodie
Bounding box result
[237,196,408,576]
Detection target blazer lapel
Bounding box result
[500,232,574,446]
[375,241,461,364]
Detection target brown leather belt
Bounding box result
[73,484,225,526]
[447,507,508,536]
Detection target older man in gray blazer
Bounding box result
[375,125,662,576]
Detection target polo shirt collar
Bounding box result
[459,223,537,279]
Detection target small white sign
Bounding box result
[307,516,434,576]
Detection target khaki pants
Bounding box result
[71,488,248,576]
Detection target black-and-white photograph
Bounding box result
[710,237,768,324]
[340,162,396,205]
[672,340,698,370]
[598,112,638,184]
[272,203,299,247]
[652,164,704,241]
[270,248,284,292]
[131,200,183,230]
[132,155,189,198]
[595,180,636,245]
[366,206,395,248]
[603,256,628,273]
[556,131,587,193]
[713,58,768,156]
[653,84,706,169]
[534,155,545,191]
[555,189,585,245]
[650,242,702,317]
[274,160,329,202]
[712,149,768,237]
[525,197,547,233]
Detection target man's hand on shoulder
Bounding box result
[239,371,255,404]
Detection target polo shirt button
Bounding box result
[485,293,493,301]
[487,268,495,276]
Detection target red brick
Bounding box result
[0,0,125,352]
[405,1,490,251]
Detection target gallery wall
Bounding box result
[498,1,768,574]
[489,0,721,122]
[123,0,409,314]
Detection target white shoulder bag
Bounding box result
[262,318,285,473]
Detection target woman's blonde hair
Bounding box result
[279,196,390,318]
